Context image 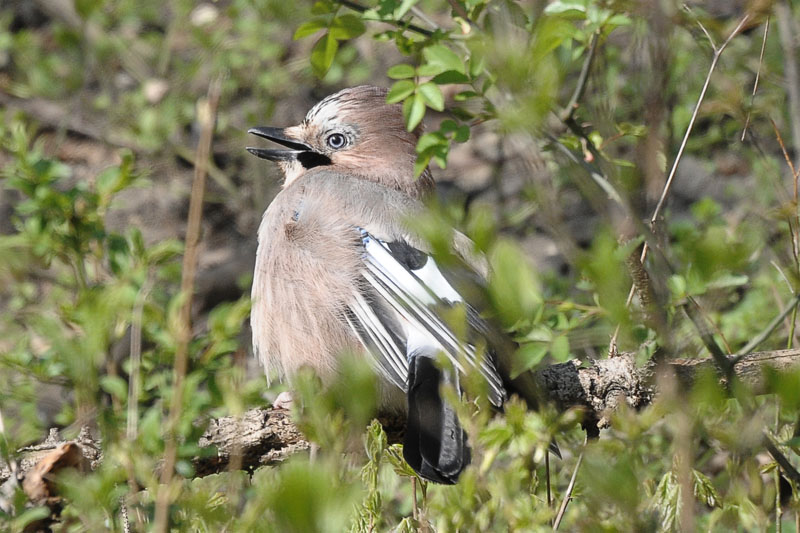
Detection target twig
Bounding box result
[741,17,770,141]
[171,142,239,197]
[126,274,153,442]
[548,136,726,362]
[685,293,733,355]
[732,293,800,363]
[651,13,751,231]
[445,0,474,30]
[560,31,600,123]
[765,433,800,486]
[552,435,587,530]
[771,119,800,181]
[153,76,223,533]
[545,134,625,207]
[775,1,800,172]
[773,262,796,296]
[676,397,695,532]
[675,293,734,384]
[775,403,783,533]
[618,14,752,350]
[545,451,552,507]
[409,6,439,31]
[335,0,433,37]
[770,120,800,351]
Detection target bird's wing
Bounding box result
[346,227,507,407]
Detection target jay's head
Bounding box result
[247,85,432,197]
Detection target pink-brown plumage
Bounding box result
[248,85,556,484]
[250,86,431,408]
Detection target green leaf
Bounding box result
[414,152,432,178]
[387,64,416,80]
[543,1,587,17]
[416,131,446,153]
[293,18,327,40]
[310,33,338,78]
[329,14,366,40]
[512,343,548,377]
[705,273,749,290]
[550,334,569,361]
[469,50,486,78]
[431,70,470,84]
[386,79,415,103]
[311,0,336,15]
[692,469,720,507]
[405,92,426,131]
[488,239,543,329]
[454,90,479,101]
[99,375,128,400]
[96,166,121,196]
[423,44,465,74]
[417,63,443,77]
[395,0,419,18]
[418,82,444,111]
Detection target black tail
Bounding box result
[403,356,470,484]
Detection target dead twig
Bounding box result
[741,17,770,141]
[614,13,752,355]
[552,435,587,530]
[638,12,752,279]
[153,76,223,533]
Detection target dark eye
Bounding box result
[326,133,346,149]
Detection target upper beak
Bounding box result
[246,126,311,161]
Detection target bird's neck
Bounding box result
[317,163,433,199]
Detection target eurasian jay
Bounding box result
[247,85,549,484]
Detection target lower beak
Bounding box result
[246,126,312,162]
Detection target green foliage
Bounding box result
[3,0,800,531]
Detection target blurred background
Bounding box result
[2,0,800,530]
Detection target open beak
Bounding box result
[246,126,312,161]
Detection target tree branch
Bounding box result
[5,347,800,493]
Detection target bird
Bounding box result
[247,85,550,484]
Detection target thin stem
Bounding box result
[766,433,800,486]
[126,273,152,442]
[776,402,783,533]
[553,435,587,530]
[733,293,800,363]
[651,14,751,227]
[742,17,770,141]
[153,76,222,533]
[545,134,625,207]
[618,14,751,350]
[410,6,438,30]
[545,451,552,508]
[560,31,600,123]
[335,0,433,37]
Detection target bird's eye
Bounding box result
[326,133,346,149]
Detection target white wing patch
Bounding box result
[347,229,507,407]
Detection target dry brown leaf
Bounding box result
[22,443,87,503]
